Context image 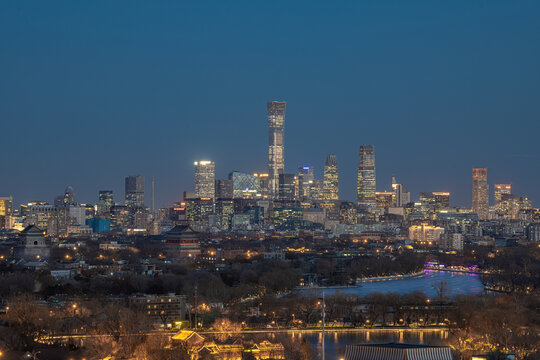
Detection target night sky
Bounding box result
[1,1,540,208]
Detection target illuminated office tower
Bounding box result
[229,171,260,198]
[323,155,339,200]
[0,196,13,216]
[391,175,410,207]
[499,194,531,219]
[215,198,234,229]
[267,101,286,198]
[215,179,233,199]
[310,179,324,201]
[279,173,296,201]
[254,173,270,197]
[63,186,76,206]
[110,205,130,230]
[298,165,314,201]
[194,161,215,199]
[419,192,450,207]
[357,145,376,209]
[98,190,114,215]
[0,196,13,229]
[125,176,145,209]
[472,168,489,220]
[494,184,511,209]
[375,192,393,208]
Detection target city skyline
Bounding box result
[0,3,538,358]
[1,143,532,211]
[1,1,539,207]
[0,93,535,208]
[1,96,534,209]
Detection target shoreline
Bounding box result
[296,270,427,290]
[296,267,487,291]
[198,327,448,335]
[356,270,426,283]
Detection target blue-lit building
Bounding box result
[86,218,111,233]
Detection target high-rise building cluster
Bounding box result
[0,101,537,247]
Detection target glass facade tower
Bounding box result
[298,165,314,201]
[494,184,511,209]
[194,161,215,199]
[357,145,376,209]
[267,101,286,198]
[125,175,145,209]
[323,155,339,201]
[472,168,489,220]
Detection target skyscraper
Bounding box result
[254,173,270,198]
[98,190,114,215]
[215,179,233,199]
[0,196,13,216]
[279,173,296,201]
[194,161,215,199]
[63,186,76,206]
[391,175,410,207]
[472,168,489,220]
[323,155,339,201]
[494,184,511,209]
[229,171,261,198]
[125,175,145,209]
[267,101,286,198]
[357,145,376,209]
[298,165,314,201]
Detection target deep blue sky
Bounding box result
[1,1,540,208]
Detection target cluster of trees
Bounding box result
[0,258,302,306]
[347,252,426,279]
[448,294,539,359]
[304,252,426,286]
[0,294,188,359]
[0,293,315,360]
[228,289,443,328]
[216,276,538,359]
[481,246,540,293]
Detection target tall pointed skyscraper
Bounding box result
[357,145,376,209]
[472,168,489,220]
[267,101,286,198]
[323,155,339,200]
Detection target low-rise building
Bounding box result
[130,293,187,327]
[439,233,464,251]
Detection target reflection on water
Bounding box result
[293,271,482,358]
[304,270,484,298]
[297,329,449,359]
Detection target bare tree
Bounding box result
[211,318,242,342]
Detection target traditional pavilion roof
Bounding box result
[171,330,206,344]
[20,225,44,235]
[166,225,197,235]
[345,343,452,360]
